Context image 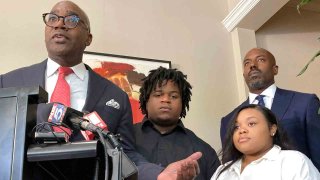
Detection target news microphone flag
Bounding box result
[48,103,71,140]
[81,111,108,140]
[48,103,67,125]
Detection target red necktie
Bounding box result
[50,67,73,136]
[50,67,73,106]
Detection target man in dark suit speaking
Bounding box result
[220,48,320,171]
[0,1,201,179]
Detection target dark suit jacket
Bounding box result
[220,88,320,171]
[0,60,163,180]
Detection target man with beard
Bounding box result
[134,67,221,180]
[220,48,320,171]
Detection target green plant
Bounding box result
[297,47,320,76]
[296,0,320,76]
[297,0,313,13]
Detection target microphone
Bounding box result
[80,111,108,141]
[47,103,68,125]
[36,103,121,148]
[36,102,83,126]
[35,103,83,143]
[35,103,138,179]
[84,112,122,149]
[70,115,122,150]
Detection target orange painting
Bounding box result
[83,51,171,124]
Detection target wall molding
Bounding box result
[222,0,260,32]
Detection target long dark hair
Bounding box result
[139,67,192,118]
[217,104,292,178]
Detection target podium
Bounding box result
[0,86,47,180]
[0,86,137,180]
[27,140,138,180]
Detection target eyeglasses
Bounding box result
[42,13,90,32]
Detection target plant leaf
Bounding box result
[297,0,313,14]
[297,50,320,76]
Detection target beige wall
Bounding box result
[5,0,317,157]
[0,0,239,151]
[227,0,242,11]
[256,6,320,96]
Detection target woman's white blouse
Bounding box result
[211,145,320,180]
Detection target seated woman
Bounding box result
[211,104,320,180]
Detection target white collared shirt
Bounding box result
[45,58,88,111]
[211,145,320,180]
[248,84,277,109]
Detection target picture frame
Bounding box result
[83,51,171,124]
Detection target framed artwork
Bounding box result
[83,51,171,124]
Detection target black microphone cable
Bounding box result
[30,123,71,179]
[31,122,70,144]
[72,117,110,180]
[94,127,109,180]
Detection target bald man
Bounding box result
[0,1,201,179]
[220,48,320,171]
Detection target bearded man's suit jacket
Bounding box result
[0,60,162,180]
[220,88,320,171]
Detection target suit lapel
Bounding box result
[23,60,47,88]
[241,99,250,107]
[82,65,108,112]
[271,88,293,120]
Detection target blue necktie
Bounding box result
[255,95,265,107]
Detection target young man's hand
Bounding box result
[158,152,202,180]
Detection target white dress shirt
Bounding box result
[45,58,89,111]
[249,84,277,109]
[211,145,320,180]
